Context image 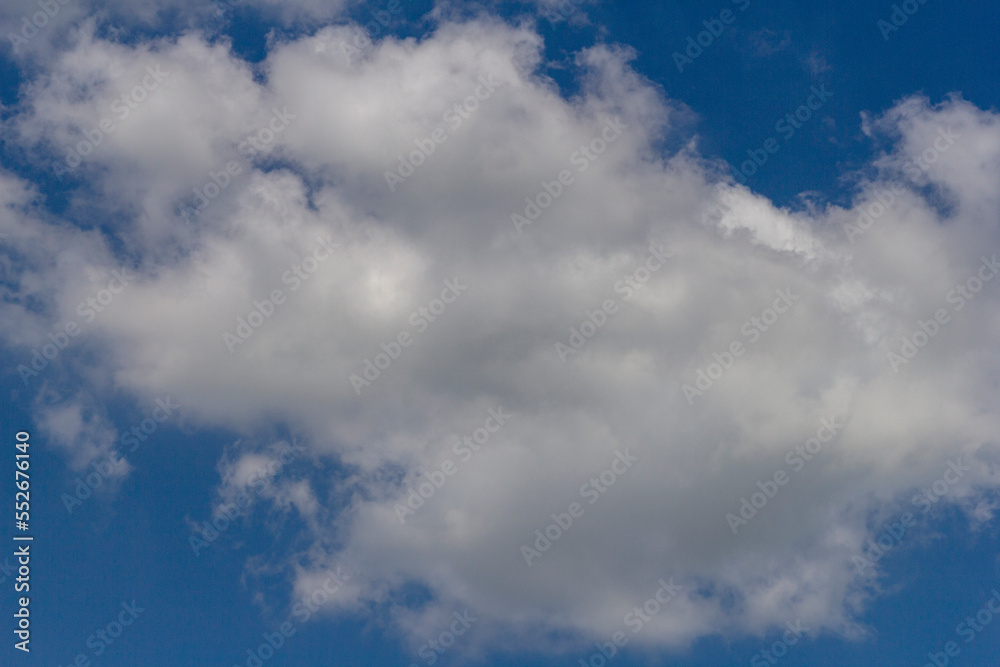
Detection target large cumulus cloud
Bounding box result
[2,14,1000,657]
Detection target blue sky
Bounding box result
[2,1,1000,666]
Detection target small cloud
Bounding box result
[747,28,792,56]
[805,50,833,75]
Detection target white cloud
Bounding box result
[3,16,1000,658]
[33,392,124,473]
